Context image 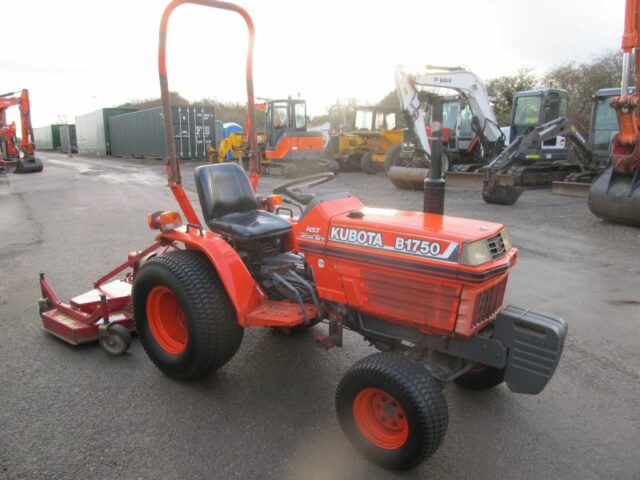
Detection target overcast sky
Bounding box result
[0,0,626,127]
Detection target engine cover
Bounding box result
[292,196,518,337]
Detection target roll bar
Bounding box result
[158,0,259,224]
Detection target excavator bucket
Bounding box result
[482,181,525,205]
[588,166,640,225]
[387,166,429,190]
[15,158,43,174]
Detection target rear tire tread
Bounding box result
[133,250,243,380]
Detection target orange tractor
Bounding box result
[0,89,43,173]
[38,0,567,471]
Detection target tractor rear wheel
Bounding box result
[455,365,505,390]
[336,352,448,471]
[132,250,243,380]
[360,152,376,175]
[384,145,402,173]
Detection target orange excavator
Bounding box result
[0,89,43,173]
[260,97,339,177]
[588,0,640,225]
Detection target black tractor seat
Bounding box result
[194,163,291,241]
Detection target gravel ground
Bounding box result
[1,152,638,479]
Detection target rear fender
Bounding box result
[158,228,265,326]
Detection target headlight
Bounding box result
[501,229,512,251]
[461,239,491,266]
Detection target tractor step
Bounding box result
[245,300,317,327]
[41,308,134,345]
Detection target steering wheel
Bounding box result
[273,172,335,205]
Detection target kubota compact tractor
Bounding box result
[38,0,567,471]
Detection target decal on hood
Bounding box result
[328,225,459,262]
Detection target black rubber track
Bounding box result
[132,249,243,380]
[335,352,448,471]
[455,365,505,390]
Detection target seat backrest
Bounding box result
[194,163,258,220]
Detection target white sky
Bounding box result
[1,0,625,127]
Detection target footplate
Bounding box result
[244,300,317,327]
[494,305,568,394]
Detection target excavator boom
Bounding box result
[587,0,640,225]
[390,65,503,189]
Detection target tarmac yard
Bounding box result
[1,152,639,479]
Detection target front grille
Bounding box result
[471,276,507,328]
[487,233,506,260]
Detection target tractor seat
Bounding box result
[194,163,291,240]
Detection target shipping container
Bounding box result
[34,124,63,150]
[75,108,137,156]
[109,106,223,159]
[59,125,77,153]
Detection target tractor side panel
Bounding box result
[293,196,365,303]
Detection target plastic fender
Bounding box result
[159,228,265,326]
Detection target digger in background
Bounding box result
[588,0,640,225]
[261,97,339,177]
[327,103,404,173]
[0,89,43,173]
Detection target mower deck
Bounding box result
[41,279,134,345]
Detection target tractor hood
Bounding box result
[325,207,504,266]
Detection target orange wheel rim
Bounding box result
[146,286,188,354]
[353,388,409,450]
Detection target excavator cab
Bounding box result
[262,98,337,177]
[589,88,635,167]
[510,89,569,162]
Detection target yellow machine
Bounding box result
[209,131,266,164]
[328,104,404,173]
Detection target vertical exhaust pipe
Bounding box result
[424,95,445,214]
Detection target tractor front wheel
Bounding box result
[336,353,448,471]
[132,250,243,380]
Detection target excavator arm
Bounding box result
[486,117,594,175]
[483,117,595,204]
[395,65,503,162]
[587,0,640,225]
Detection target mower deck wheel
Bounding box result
[336,352,448,471]
[99,323,132,356]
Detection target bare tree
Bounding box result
[543,50,624,132]
[486,69,539,126]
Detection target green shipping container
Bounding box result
[75,108,137,156]
[34,124,64,150]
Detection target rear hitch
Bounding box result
[315,313,343,350]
